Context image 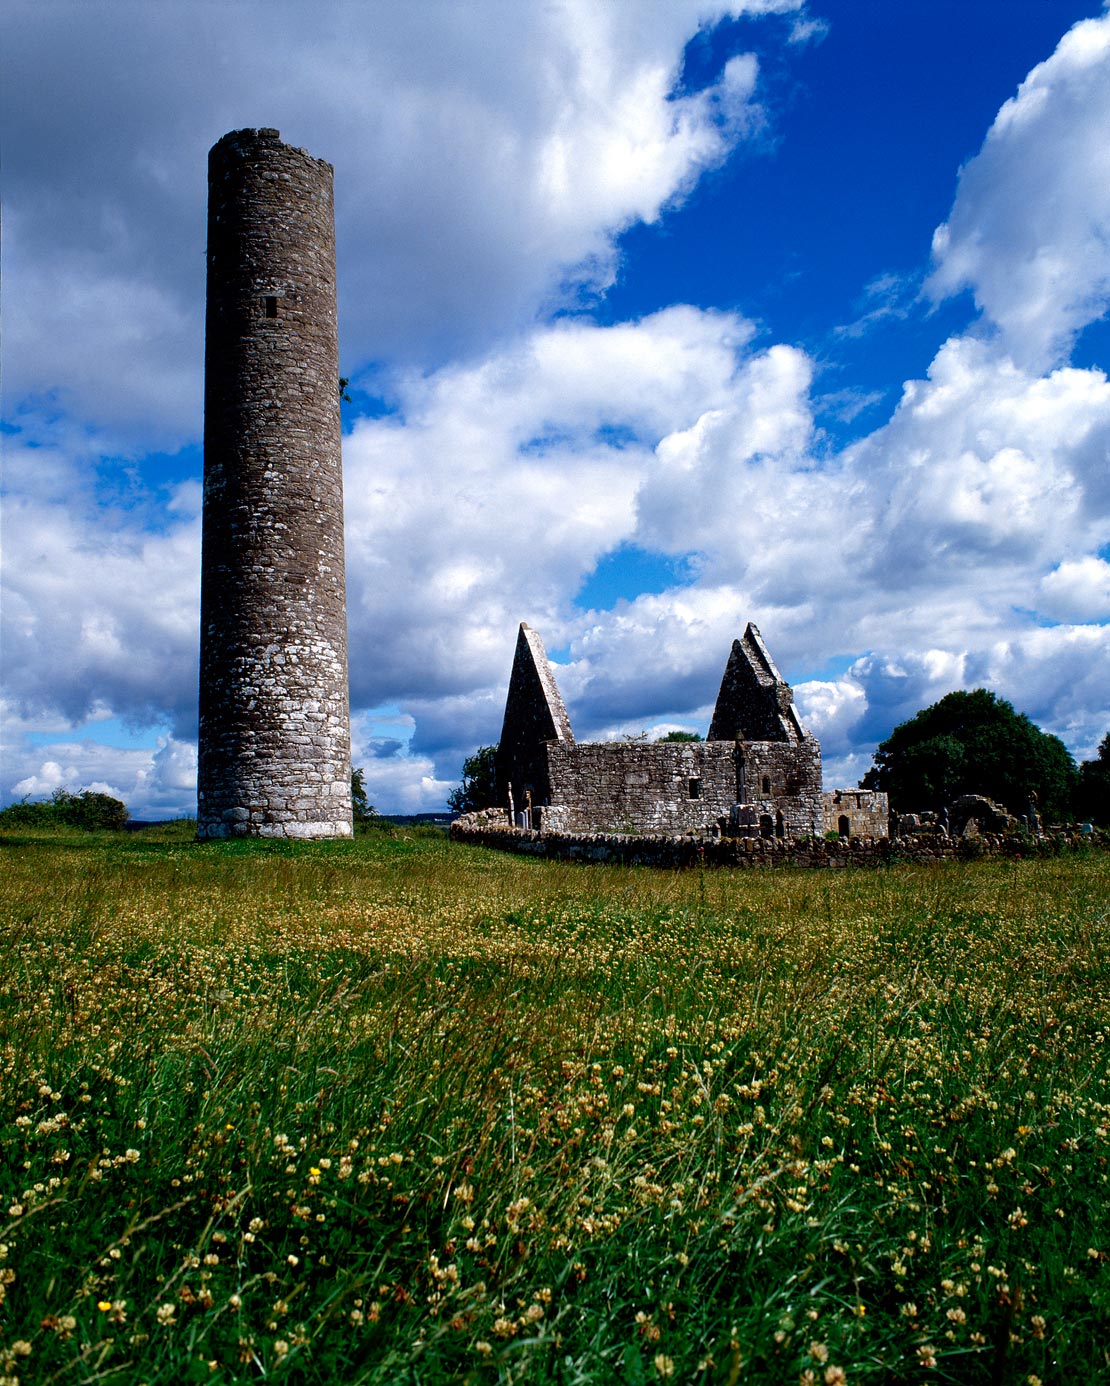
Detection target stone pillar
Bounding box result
[198,128,352,839]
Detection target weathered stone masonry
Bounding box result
[450,818,1104,868]
[198,129,352,839]
[494,622,859,838]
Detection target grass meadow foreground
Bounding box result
[0,826,1107,1384]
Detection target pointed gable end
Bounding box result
[498,623,574,756]
[707,622,807,743]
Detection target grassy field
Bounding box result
[0,825,1107,1384]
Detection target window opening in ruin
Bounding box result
[688,778,701,800]
[759,813,773,838]
[761,775,771,795]
[775,810,785,838]
[838,815,850,838]
[264,296,278,318]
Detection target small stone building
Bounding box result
[495,622,879,838]
[821,788,889,839]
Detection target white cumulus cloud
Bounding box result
[1,0,799,446]
[1040,556,1110,622]
[927,12,1110,369]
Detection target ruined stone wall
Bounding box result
[198,128,352,840]
[742,739,824,838]
[450,818,1107,869]
[532,735,824,836]
[539,741,738,833]
[491,620,825,837]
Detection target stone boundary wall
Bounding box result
[449,820,1107,870]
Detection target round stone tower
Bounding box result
[197,128,353,839]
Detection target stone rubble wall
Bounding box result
[741,739,824,837]
[494,621,831,838]
[450,814,1106,869]
[198,128,352,840]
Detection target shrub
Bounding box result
[51,788,130,830]
[0,799,57,829]
[0,789,129,832]
[351,766,375,822]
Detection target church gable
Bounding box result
[707,622,807,743]
[497,623,574,754]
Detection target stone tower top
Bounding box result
[210,127,333,175]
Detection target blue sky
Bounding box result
[2,0,1109,816]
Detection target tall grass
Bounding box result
[0,827,1107,1383]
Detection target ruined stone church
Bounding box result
[496,622,887,839]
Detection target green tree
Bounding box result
[447,745,499,815]
[657,730,702,742]
[350,766,374,821]
[1076,732,1110,825]
[860,689,1076,818]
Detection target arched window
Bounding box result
[761,775,771,796]
[838,814,850,838]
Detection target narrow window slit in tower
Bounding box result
[264,295,278,318]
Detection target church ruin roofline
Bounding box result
[740,622,783,689]
[498,620,813,750]
[706,622,809,744]
[491,619,826,839]
[484,621,888,842]
[498,622,575,749]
